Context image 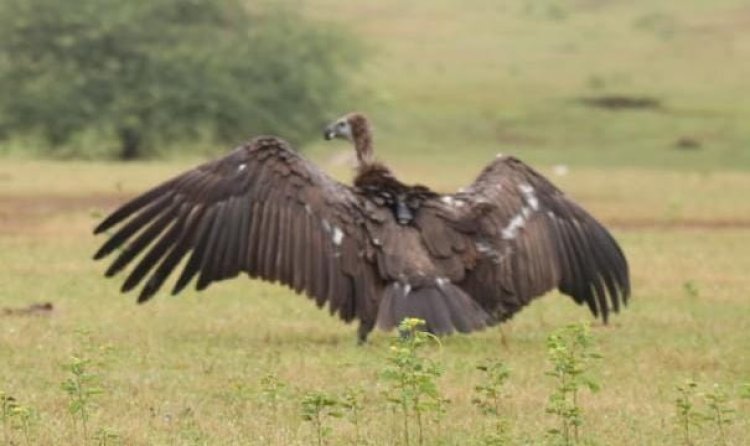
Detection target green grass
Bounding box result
[300,0,750,170]
[2,0,750,444]
[1,159,749,444]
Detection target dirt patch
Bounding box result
[607,218,750,231]
[578,95,662,111]
[0,193,126,234]
[674,137,702,150]
[2,302,54,317]
[1,193,748,235]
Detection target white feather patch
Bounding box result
[440,195,465,208]
[499,183,542,240]
[476,241,494,254]
[475,240,508,264]
[528,195,539,211]
[501,214,526,240]
[519,183,539,210]
[332,226,344,246]
[518,183,534,194]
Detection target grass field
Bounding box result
[1,160,749,445]
[2,0,750,445]
[300,0,750,171]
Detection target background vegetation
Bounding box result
[0,0,748,444]
[0,0,361,159]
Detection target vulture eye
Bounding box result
[337,122,347,129]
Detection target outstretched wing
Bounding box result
[444,156,630,323]
[93,137,380,324]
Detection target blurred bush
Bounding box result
[0,0,362,159]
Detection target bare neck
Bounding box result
[354,132,373,165]
[348,113,374,167]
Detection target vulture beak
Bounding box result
[323,125,337,140]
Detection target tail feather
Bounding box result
[377,281,491,335]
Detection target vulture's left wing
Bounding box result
[93,137,380,325]
[442,156,630,323]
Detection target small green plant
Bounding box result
[683,281,699,299]
[704,383,733,446]
[259,372,287,418]
[258,372,288,444]
[340,386,365,444]
[740,382,750,400]
[301,390,343,446]
[545,322,601,445]
[2,392,36,445]
[380,318,447,446]
[60,328,114,446]
[1,392,14,445]
[61,355,104,444]
[11,405,35,446]
[675,379,702,446]
[472,360,511,445]
[92,427,122,446]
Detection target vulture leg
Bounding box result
[357,317,376,345]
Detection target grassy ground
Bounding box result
[1,159,749,445]
[301,0,750,170]
[2,0,750,444]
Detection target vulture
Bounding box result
[93,112,629,342]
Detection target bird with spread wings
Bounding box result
[94,112,630,343]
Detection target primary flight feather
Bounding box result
[94,112,630,342]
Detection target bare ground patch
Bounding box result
[577,95,662,111]
[2,193,749,236]
[608,218,750,231]
[0,193,126,234]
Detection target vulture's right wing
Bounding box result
[453,156,630,323]
[93,137,380,325]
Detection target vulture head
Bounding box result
[324,112,374,165]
